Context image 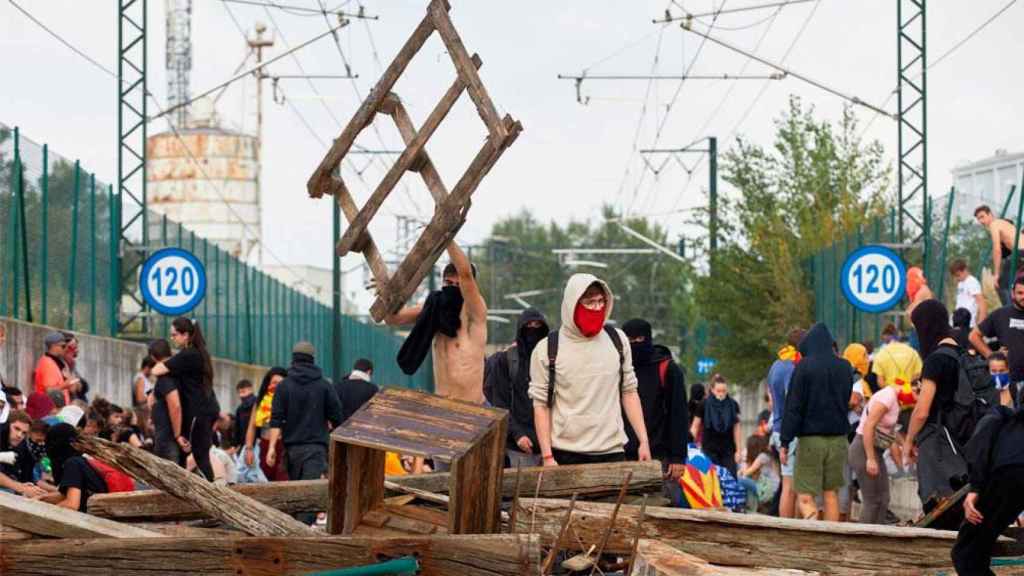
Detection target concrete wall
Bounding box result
[0,317,266,413]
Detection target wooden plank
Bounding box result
[89,461,664,522]
[0,534,542,576]
[74,434,316,537]
[0,526,37,542]
[516,498,966,575]
[427,0,506,140]
[914,483,971,528]
[0,490,163,540]
[333,186,390,287]
[632,540,816,576]
[90,479,326,521]
[307,10,436,199]
[338,444,386,534]
[335,48,479,258]
[371,116,521,320]
[449,424,503,534]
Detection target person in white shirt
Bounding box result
[950,259,986,326]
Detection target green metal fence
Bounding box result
[1,123,431,390]
[809,186,1005,348]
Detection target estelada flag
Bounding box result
[679,452,722,509]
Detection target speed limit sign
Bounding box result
[140,248,207,316]
[840,245,907,313]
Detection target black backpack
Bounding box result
[545,325,624,408]
[934,347,998,448]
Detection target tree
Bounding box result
[474,206,700,372]
[695,97,892,383]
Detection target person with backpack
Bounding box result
[952,403,1024,575]
[970,276,1024,407]
[621,318,688,500]
[487,309,550,468]
[904,299,972,530]
[528,274,651,466]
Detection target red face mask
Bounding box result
[574,302,606,337]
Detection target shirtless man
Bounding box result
[975,204,1024,305]
[386,242,487,404]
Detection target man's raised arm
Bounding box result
[447,242,486,321]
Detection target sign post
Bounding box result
[840,245,907,313]
[140,248,207,316]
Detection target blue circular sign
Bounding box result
[140,248,207,316]
[840,245,907,313]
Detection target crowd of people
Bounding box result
[4,214,1024,572]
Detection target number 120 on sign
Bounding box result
[140,248,207,316]
[840,245,906,313]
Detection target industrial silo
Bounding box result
[146,107,261,261]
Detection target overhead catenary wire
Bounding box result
[654,0,817,22]
[681,17,891,118]
[219,0,377,19]
[9,0,313,286]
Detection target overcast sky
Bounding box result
[3,1,1022,309]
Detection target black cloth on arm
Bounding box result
[921,343,962,425]
[396,288,463,375]
[59,456,108,512]
[977,304,1024,382]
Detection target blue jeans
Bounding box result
[738,477,759,512]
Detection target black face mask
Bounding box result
[520,327,547,355]
[630,340,654,365]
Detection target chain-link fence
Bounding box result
[1,123,430,390]
[809,187,1001,348]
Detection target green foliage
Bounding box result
[696,97,892,383]
[475,206,699,372]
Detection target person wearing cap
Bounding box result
[267,341,343,524]
[620,318,688,504]
[33,332,77,406]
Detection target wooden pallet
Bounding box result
[306,0,521,322]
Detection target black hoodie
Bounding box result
[487,308,549,453]
[780,323,854,447]
[965,406,1024,492]
[269,354,344,447]
[623,344,688,464]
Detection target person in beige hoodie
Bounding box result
[529,273,652,466]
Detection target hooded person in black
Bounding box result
[268,342,344,524]
[904,299,968,530]
[953,405,1024,575]
[780,323,853,521]
[622,319,689,506]
[487,308,549,467]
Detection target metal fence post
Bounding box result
[41,143,48,324]
[67,160,81,329]
[936,188,956,301]
[90,173,97,334]
[162,214,169,338]
[15,136,31,323]
[108,185,118,337]
[1011,172,1024,286]
[201,238,209,337]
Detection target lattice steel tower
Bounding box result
[898,0,926,244]
[165,0,192,127]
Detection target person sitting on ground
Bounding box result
[335,358,379,423]
[529,274,651,466]
[691,374,742,477]
[738,421,780,514]
[780,323,853,522]
[0,410,45,497]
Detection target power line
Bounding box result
[219,0,377,19]
[8,0,117,79]
[655,0,817,22]
[682,13,890,118]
